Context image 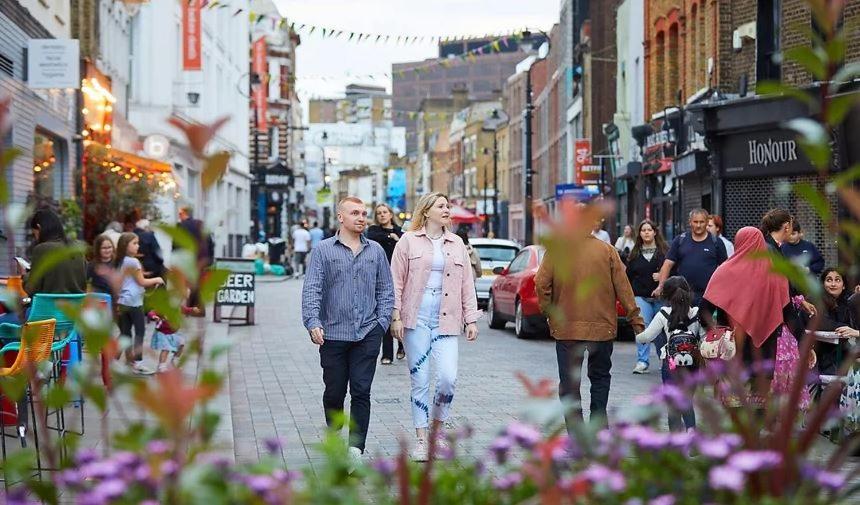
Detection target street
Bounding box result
[227,278,661,469]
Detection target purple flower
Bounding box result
[492,472,524,491]
[75,448,100,465]
[489,436,514,464]
[146,440,171,455]
[272,469,301,484]
[506,421,541,448]
[161,459,180,477]
[581,463,626,492]
[727,450,782,473]
[815,470,847,491]
[92,479,126,500]
[455,424,475,440]
[372,457,397,477]
[263,437,284,456]
[649,495,676,505]
[4,487,39,505]
[246,475,276,494]
[709,465,746,492]
[697,438,732,459]
[653,384,692,410]
[80,460,122,480]
[669,431,696,450]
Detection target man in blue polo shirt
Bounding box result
[654,208,728,305]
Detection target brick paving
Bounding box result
[227,279,662,469]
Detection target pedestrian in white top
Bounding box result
[292,222,312,277]
[707,215,735,258]
[592,220,611,244]
[614,225,635,259]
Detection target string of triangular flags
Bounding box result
[201,1,528,46]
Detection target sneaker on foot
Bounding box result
[411,437,429,462]
[380,358,393,365]
[396,349,406,360]
[632,361,649,374]
[157,363,170,373]
[131,361,155,376]
[347,446,363,474]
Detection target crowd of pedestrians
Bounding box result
[298,193,859,470]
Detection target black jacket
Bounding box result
[366,224,403,263]
[625,249,665,298]
[134,227,164,277]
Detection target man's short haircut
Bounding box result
[791,221,802,233]
[337,196,364,212]
[689,208,709,220]
[180,206,194,218]
[313,221,318,227]
[760,209,792,234]
[136,219,150,230]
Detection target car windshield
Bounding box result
[474,245,519,262]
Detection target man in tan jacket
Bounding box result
[535,234,644,431]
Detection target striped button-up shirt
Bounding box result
[301,233,394,342]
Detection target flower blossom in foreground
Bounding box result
[709,465,746,492]
[727,450,782,473]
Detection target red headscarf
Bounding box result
[703,226,789,348]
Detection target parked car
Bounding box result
[487,245,636,340]
[486,245,547,338]
[470,238,521,308]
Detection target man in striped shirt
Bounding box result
[301,196,394,470]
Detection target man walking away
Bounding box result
[301,196,394,472]
[309,221,325,250]
[535,225,644,434]
[654,209,727,306]
[781,221,825,275]
[292,221,312,277]
[134,219,165,278]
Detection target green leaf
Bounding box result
[783,46,827,80]
[199,268,230,305]
[202,151,231,191]
[0,147,22,205]
[825,93,860,127]
[82,382,107,411]
[199,369,224,390]
[784,118,831,171]
[45,384,72,410]
[208,341,232,361]
[145,288,183,329]
[27,243,86,290]
[0,374,29,402]
[29,479,60,504]
[755,81,813,106]
[793,182,832,222]
[832,62,860,84]
[833,163,860,187]
[754,251,820,299]
[156,223,198,254]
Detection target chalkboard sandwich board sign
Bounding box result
[213,258,256,325]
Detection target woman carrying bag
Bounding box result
[367,203,406,364]
[390,192,481,462]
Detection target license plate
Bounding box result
[482,269,495,276]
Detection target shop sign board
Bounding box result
[27,39,80,89]
[574,139,600,185]
[252,37,268,130]
[182,0,202,70]
[213,258,256,325]
[721,130,815,178]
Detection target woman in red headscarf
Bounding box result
[702,226,808,406]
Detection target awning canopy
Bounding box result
[450,205,483,224]
[85,141,172,174]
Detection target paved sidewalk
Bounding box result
[227,280,662,470]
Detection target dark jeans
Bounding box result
[556,340,613,434]
[117,305,145,361]
[319,324,383,452]
[654,333,696,431]
[381,327,404,361]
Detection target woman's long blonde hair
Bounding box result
[409,192,450,232]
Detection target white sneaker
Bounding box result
[632,361,649,374]
[411,437,429,462]
[347,446,363,474]
[157,363,170,373]
[131,361,155,376]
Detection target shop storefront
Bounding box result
[693,89,858,266]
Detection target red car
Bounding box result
[486,244,635,340]
[486,245,548,339]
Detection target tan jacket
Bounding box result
[535,237,644,341]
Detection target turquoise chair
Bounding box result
[0,293,87,437]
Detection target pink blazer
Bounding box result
[390,228,481,335]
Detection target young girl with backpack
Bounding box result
[636,276,705,431]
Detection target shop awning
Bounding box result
[85,141,172,174]
[451,205,483,224]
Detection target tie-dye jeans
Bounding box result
[404,287,459,429]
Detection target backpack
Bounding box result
[659,308,702,371]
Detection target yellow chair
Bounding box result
[0,319,56,474]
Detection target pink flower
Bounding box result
[697,438,732,459]
[709,465,746,492]
[727,450,782,473]
[581,463,626,492]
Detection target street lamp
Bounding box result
[482,108,509,238]
[521,30,550,246]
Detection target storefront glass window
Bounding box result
[33,131,64,200]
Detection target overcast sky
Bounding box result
[273,0,558,110]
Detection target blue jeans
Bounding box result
[635,297,664,366]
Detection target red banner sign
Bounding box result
[252,37,268,130]
[182,0,201,70]
[574,139,600,185]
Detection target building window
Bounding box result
[699,5,707,87]
[32,131,65,201]
[757,0,782,81]
[655,31,665,112]
[668,24,680,106]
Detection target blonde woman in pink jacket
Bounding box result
[390,192,481,461]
